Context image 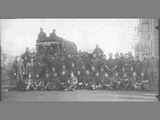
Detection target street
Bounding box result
[2,90,158,102]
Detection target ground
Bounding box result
[2,90,158,102]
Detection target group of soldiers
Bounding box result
[11,46,158,91]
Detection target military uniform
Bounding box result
[135,59,143,80]
[59,65,69,89]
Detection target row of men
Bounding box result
[14,54,155,91]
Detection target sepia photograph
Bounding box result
[1,18,159,102]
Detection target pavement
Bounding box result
[1,90,158,102]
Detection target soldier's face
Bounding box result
[115,73,118,76]
[124,74,127,77]
[62,65,66,69]
[52,67,55,72]
[92,66,95,71]
[29,74,31,78]
[68,54,71,58]
[86,70,89,75]
[105,73,108,77]
[133,72,136,76]
[54,73,57,77]
[93,54,96,58]
[71,72,74,77]
[96,73,99,76]
[72,63,75,67]
[82,65,85,69]
[62,71,66,75]
[36,74,39,78]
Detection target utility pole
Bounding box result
[155,18,160,101]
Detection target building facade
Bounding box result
[135,19,159,59]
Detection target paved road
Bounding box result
[2,90,158,102]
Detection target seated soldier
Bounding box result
[134,74,142,90]
[120,73,130,90]
[112,72,121,90]
[140,72,149,90]
[65,72,78,91]
[77,70,84,89]
[101,72,113,90]
[34,74,40,90]
[130,72,137,90]
[26,73,34,90]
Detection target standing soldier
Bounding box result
[85,69,91,89]
[60,64,69,90]
[46,67,58,90]
[77,69,83,89]
[99,66,105,88]
[44,70,50,90]
[113,53,120,72]
[90,64,96,90]
[79,63,86,89]
[16,57,26,90]
[106,53,114,77]
[147,56,155,90]
[94,71,100,89]
[135,56,143,82]
[107,53,114,66]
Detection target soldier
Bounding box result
[113,53,120,72]
[49,29,57,40]
[141,56,148,78]
[80,64,86,85]
[76,69,83,89]
[106,53,115,77]
[140,71,149,90]
[34,74,41,90]
[59,64,69,90]
[135,55,143,81]
[52,67,60,88]
[99,66,105,86]
[131,72,137,90]
[89,64,96,89]
[147,56,155,89]
[95,71,100,89]
[25,73,34,90]
[37,28,47,42]
[85,69,91,89]
[120,73,130,90]
[65,72,78,91]
[46,67,59,90]
[101,72,113,90]
[44,70,50,90]
[112,72,121,90]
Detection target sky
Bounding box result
[1,19,139,57]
